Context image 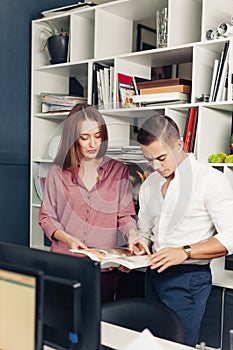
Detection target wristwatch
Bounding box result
[183,245,191,260]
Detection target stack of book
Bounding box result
[41,93,87,113]
[133,78,191,105]
[107,146,146,163]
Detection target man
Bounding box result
[128,114,233,346]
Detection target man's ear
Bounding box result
[175,139,183,152]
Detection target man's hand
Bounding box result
[148,247,188,272]
[127,230,151,256]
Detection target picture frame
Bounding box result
[136,23,156,52]
[118,82,137,108]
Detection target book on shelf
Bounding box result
[118,82,137,108]
[107,146,146,163]
[92,62,105,106]
[139,84,191,95]
[183,107,199,153]
[69,247,148,269]
[222,68,229,101]
[41,93,87,113]
[117,73,139,108]
[212,41,229,102]
[92,62,114,108]
[209,59,219,101]
[216,53,229,102]
[230,113,233,155]
[41,103,74,113]
[132,92,190,105]
[41,93,87,103]
[137,77,192,90]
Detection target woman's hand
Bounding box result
[68,236,88,250]
[53,229,88,251]
[117,265,131,273]
[148,247,188,272]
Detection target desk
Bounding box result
[101,321,194,350]
[44,321,195,350]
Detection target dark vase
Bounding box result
[47,34,69,64]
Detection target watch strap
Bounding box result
[183,245,191,260]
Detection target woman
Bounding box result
[38,103,138,302]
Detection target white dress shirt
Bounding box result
[137,153,233,263]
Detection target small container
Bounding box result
[229,329,233,350]
[156,8,168,48]
[217,23,233,37]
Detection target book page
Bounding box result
[69,247,148,269]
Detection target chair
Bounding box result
[101,297,186,344]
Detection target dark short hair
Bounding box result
[54,104,108,170]
[137,114,180,147]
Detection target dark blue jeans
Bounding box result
[145,264,212,347]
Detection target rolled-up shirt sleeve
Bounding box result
[38,166,64,240]
[205,170,233,254]
[137,177,157,246]
[117,166,137,237]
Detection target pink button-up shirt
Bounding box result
[38,156,137,254]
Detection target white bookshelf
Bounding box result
[31,0,233,250]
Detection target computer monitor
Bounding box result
[0,242,101,350]
[43,274,82,349]
[0,261,44,350]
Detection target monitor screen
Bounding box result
[43,275,82,350]
[0,261,44,350]
[0,242,101,350]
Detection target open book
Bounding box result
[69,247,148,269]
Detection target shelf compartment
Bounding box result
[192,39,230,104]
[202,0,233,42]
[70,11,95,61]
[196,106,232,162]
[32,16,70,68]
[168,0,202,47]
[32,117,64,160]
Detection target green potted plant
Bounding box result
[40,22,69,64]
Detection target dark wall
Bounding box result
[0,0,79,245]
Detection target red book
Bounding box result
[117,73,135,107]
[183,108,198,153]
[117,73,134,85]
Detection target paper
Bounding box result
[123,329,165,350]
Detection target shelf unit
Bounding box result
[31,0,233,250]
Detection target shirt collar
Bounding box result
[175,153,194,176]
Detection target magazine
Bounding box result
[69,247,148,269]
